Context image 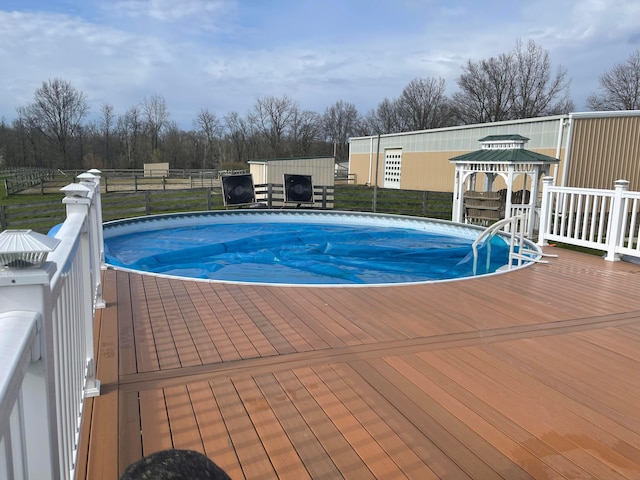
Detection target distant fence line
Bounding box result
[0,185,453,233]
[2,168,56,195]
[2,168,244,196]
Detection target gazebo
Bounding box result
[450,134,559,237]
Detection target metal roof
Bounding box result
[478,134,529,142]
[449,148,559,164]
[248,156,335,164]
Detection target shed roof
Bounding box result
[249,156,335,164]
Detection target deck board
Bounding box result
[118,391,142,475]
[83,247,640,479]
[138,389,174,454]
[233,375,312,479]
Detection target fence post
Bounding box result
[145,191,151,215]
[605,179,629,261]
[0,205,6,230]
[537,176,555,246]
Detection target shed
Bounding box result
[248,156,335,186]
[143,162,169,177]
[449,135,559,237]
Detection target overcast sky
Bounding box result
[1,0,639,128]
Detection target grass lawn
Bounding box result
[0,175,62,206]
[0,177,600,258]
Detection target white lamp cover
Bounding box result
[60,183,91,198]
[76,172,98,182]
[0,229,60,267]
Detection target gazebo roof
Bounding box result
[450,148,559,164]
[450,133,559,164]
[478,134,529,142]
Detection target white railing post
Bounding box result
[86,169,104,268]
[452,165,465,223]
[0,264,60,480]
[60,183,100,397]
[77,171,105,309]
[537,176,555,246]
[605,179,629,261]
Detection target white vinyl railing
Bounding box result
[0,170,104,480]
[538,177,640,261]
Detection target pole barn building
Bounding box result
[348,110,640,192]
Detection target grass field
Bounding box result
[1,174,604,258]
[1,173,454,234]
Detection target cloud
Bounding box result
[1,1,639,126]
[108,0,232,23]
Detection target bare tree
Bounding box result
[453,53,516,124]
[0,118,8,167]
[117,106,142,167]
[363,98,406,135]
[194,108,222,168]
[587,49,640,110]
[142,93,169,155]
[163,120,189,168]
[224,111,251,164]
[323,100,361,162]
[248,95,298,157]
[13,111,47,167]
[511,39,573,117]
[452,39,572,124]
[17,78,89,168]
[100,103,115,168]
[398,77,451,130]
[290,109,322,156]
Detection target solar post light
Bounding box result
[0,229,60,269]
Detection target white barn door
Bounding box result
[383,148,402,189]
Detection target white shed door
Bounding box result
[383,149,402,189]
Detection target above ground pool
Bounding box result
[103,210,537,286]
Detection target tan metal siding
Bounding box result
[349,153,374,185]
[351,148,563,192]
[567,117,640,190]
[400,152,459,191]
[250,158,335,186]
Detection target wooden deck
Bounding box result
[77,247,640,479]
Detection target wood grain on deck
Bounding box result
[78,247,640,479]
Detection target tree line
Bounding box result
[0,39,637,171]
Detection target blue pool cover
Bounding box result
[104,221,510,285]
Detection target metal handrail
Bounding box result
[472,215,551,275]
